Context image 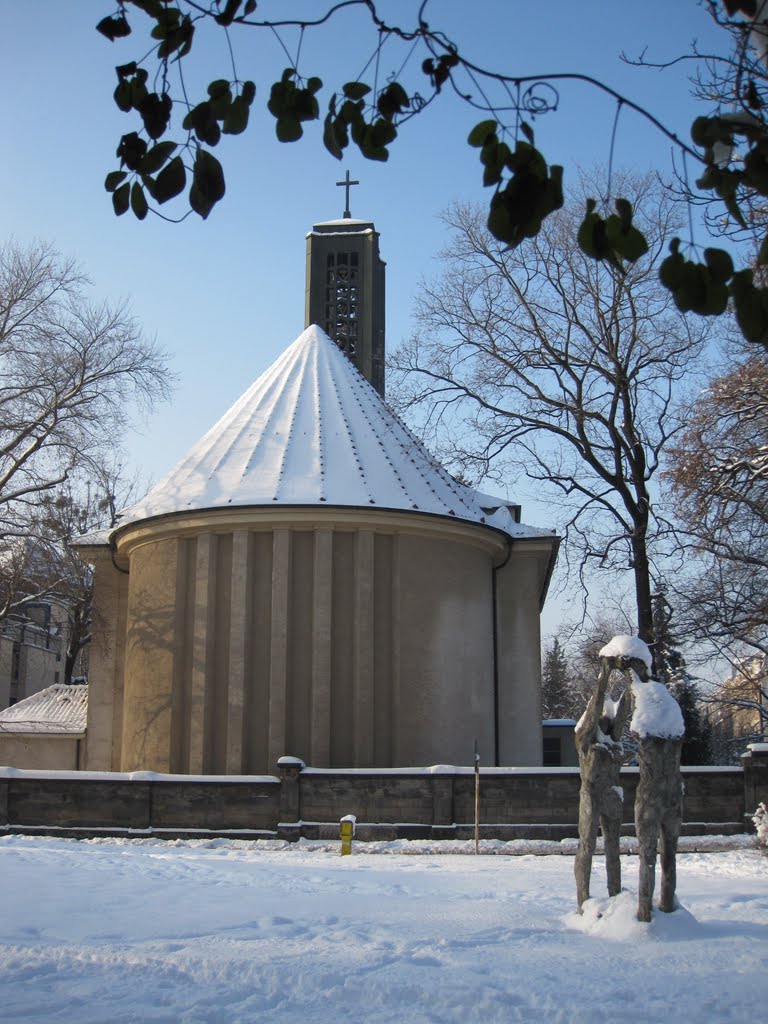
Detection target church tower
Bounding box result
[304,172,386,396]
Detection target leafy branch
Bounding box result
[96,0,768,347]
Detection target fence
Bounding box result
[1,744,764,841]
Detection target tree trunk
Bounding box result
[631,521,654,649]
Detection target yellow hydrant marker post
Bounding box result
[340,814,356,856]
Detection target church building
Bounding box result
[76,195,559,775]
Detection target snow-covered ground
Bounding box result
[1,835,766,1023]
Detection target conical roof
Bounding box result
[117,325,547,539]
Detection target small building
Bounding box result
[0,600,69,709]
[0,683,87,770]
[542,720,578,767]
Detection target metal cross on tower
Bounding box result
[336,170,359,219]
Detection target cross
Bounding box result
[336,170,359,219]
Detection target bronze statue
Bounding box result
[576,636,685,922]
[574,656,631,910]
[628,658,684,922]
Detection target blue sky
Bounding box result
[0,1,730,634]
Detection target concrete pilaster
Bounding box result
[353,531,375,765]
[226,530,251,773]
[269,530,291,768]
[189,534,217,773]
[390,534,402,765]
[311,529,333,766]
[495,547,544,766]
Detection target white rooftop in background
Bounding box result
[116,325,552,541]
[0,684,87,734]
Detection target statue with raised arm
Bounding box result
[574,652,632,911]
[598,635,685,923]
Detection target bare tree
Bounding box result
[30,467,140,684]
[0,240,172,619]
[666,349,768,663]
[391,176,711,648]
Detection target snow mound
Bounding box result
[630,678,685,738]
[565,889,701,940]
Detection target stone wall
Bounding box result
[1,752,761,840]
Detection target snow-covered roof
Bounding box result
[115,326,553,542]
[0,684,87,734]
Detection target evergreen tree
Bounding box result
[541,638,575,720]
[652,590,713,765]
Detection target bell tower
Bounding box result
[305,173,386,396]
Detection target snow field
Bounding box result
[0,835,766,1023]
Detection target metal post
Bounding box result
[474,739,480,854]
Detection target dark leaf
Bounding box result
[208,79,232,98]
[130,0,164,16]
[185,102,221,146]
[468,120,497,147]
[190,148,225,219]
[214,0,242,26]
[276,116,303,142]
[114,81,133,112]
[343,81,371,101]
[140,141,177,174]
[704,247,735,281]
[371,119,396,148]
[138,92,172,140]
[730,269,768,343]
[112,181,130,216]
[208,81,233,119]
[96,14,131,41]
[222,96,250,134]
[129,71,149,108]
[104,170,128,193]
[519,120,534,144]
[153,155,186,203]
[115,62,138,80]
[377,81,409,121]
[116,132,148,170]
[323,112,347,159]
[131,181,149,220]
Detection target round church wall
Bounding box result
[112,508,513,774]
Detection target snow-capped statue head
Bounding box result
[598,635,652,673]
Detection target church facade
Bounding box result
[77,212,558,775]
